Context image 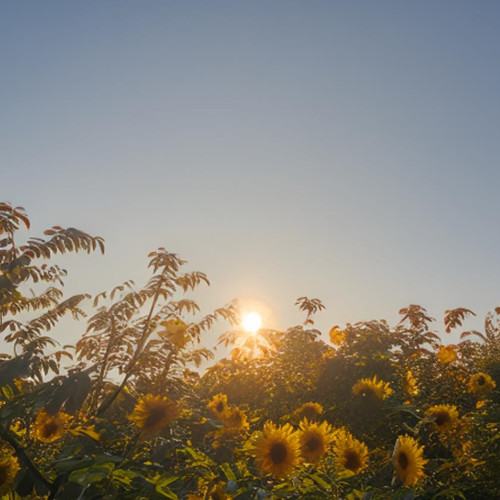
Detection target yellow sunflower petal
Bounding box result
[253,422,301,478]
[393,435,427,487]
[468,372,496,396]
[404,370,419,397]
[34,408,69,443]
[294,402,323,421]
[437,345,457,365]
[207,394,229,420]
[220,406,249,433]
[128,394,179,435]
[329,326,347,346]
[332,429,369,476]
[352,375,392,401]
[298,419,335,463]
[425,404,459,433]
[0,454,20,495]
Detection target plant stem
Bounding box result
[2,430,53,491]
[97,275,164,415]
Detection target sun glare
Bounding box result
[242,311,262,333]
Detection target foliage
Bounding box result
[0,202,499,499]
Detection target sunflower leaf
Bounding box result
[220,462,236,481]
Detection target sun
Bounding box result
[242,311,262,333]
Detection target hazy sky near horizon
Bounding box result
[2,1,500,345]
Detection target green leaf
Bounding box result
[70,463,114,485]
[112,469,140,487]
[55,457,94,473]
[1,384,14,399]
[307,473,332,491]
[220,463,236,481]
[432,488,467,500]
[155,476,179,499]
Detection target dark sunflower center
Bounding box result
[344,450,362,471]
[42,421,60,438]
[361,388,375,398]
[0,464,8,485]
[478,376,486,386]
[216,402,224,413]
[145,407,167,427]
[302,408,319,420]
[435,411,450,426]
[398,451,409,469]
[305,436,321,452]
[270,442,288,464]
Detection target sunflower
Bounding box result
[404,370,419,397]
[332,429,369,476]
[393,435,427,487]
[0,453,20,495]
[160,318,188,348]
[128,394,179,435]
[426,404,459,433]
[437,345,457,365]
[253,422,301,478]
[329,326,346,346]
[295,402,323,421]
[207,394,229,420]
[468,372,496,396]
[9,419,26,438]
[298,419,335,463]
[352,375,392,401]
[221,406,249,433]
[34,408,69,443]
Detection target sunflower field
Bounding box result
[0,202,499,499]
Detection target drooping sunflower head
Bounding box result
[0,453,20,495]
[393,435,427,487]
[332,428,369,477]
[352,375,392,401]
[437,345,457,365]
[221,406,249,433]
[34,408,69,443]
[426,404,459,433]
[295,402,323,422]
[253,421,301,478]
[298,419,335,463]
[207,394,229,420]
[329,326,347,346]
[128,394,179,435]
[468,372,496,396]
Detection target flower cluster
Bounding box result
[207,394,249,433]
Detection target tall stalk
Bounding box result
[97,274,165,416]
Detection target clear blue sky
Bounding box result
[2,1,500,345]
